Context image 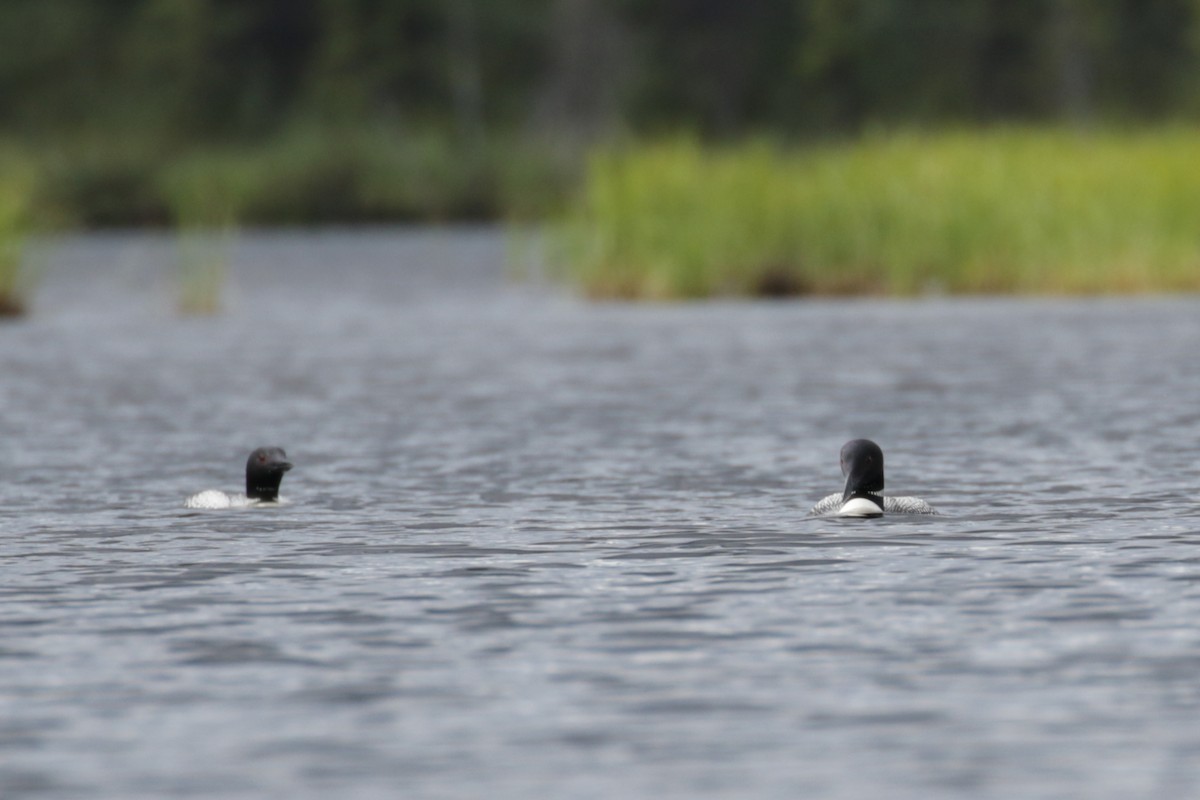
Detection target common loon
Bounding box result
[184,447,293,509]
[808,439,938,518]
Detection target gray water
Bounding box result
[3,229,1200,799]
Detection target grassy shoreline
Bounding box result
[6,126,1200,314]
[556,129,1200,299]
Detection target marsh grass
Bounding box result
[0,161,35,316]
[161,162,242,315]
[173,230,230,316]
[557,129,1200,298]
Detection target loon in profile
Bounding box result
[809,439,938,518]
[184,447,293,509]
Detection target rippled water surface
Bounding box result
[3,229,1200,799]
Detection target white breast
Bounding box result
[184,490,253,510]
[838,497,884,517]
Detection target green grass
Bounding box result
[555,129,1200,298]
[172,229,230,316]
[0,159,35,316]
[159,153,240,315]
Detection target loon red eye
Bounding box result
[258,454,267,462]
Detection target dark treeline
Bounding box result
[4,0,1200,142]
[3,0,1200,225]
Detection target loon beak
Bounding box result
[278,461,293,472]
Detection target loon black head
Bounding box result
[245,446,292,501]
[840,439,884,506]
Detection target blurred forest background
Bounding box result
[4,0,1200,226]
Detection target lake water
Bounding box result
[3,228,1200,799]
